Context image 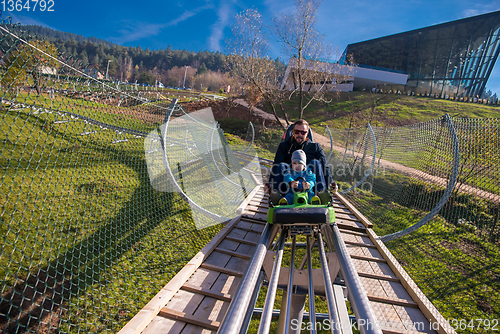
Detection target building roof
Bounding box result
[342,10,500,97]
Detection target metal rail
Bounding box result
[218,223,278,333]
[284,235,297,334]
[218,222,383,334]
[258,228,287,334]
[243,121,255,154]
[324,224,383,334]
[324,125,334,163]
[306,234,316,334]
[317,230,343,334]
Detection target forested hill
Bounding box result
[10,24,228,86]
[16,24,116,47]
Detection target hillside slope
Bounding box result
[185,92,499,133]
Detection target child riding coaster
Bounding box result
[279,149,321,206]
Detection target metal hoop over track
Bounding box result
[381,114,460,242]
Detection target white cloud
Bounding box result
[167,4,213,27]
[110,22,165,45]
[461,1,500,18]
[8,13,55,29]
[208,2,235,51]
[109,3,213,45]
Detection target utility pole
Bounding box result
[106,59,113,80]
[183,66,189,89]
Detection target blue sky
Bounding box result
[4,0,500,95]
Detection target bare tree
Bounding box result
[273,0,343,119]
[226,9,288,130]
[119,56,133,82]
[1,40,61,96]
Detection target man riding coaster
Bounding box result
[266,119,338,206]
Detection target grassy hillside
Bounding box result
[216,91,499,161]
[0,98,223,332]
[1,88,497,332]
[277,92,500,130]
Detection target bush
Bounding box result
[218,118,249,138]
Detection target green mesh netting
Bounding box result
[145,103,261,229]
[0,22,260,333]
[2,19,500,334]
[325,117,500,333]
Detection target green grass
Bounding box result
[1,86,499,333]
[386,219,500,327]
[2,89,168,131]
[269,91,500,131]
[0,98,223,332]
[340,169,500,333]
[224,132,276,161]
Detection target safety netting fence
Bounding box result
[144,103,261,229]
[2,19,500,334]
[0,22,259,333]
[327,116,499,333]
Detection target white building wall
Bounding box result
[281,57,408,91]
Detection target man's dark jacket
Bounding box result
[271,138,333,186]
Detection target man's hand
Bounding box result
[303,181,311,190]
[290,180,299,189]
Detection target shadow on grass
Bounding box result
[0,140,215,333]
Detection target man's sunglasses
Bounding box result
[293,129,308,135]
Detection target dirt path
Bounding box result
[234,99,284,124]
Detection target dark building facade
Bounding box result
[341,10,500,98]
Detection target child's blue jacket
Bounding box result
[283,167,316,200]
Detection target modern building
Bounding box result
[341,10,500,97]
[281,10,500,98]
[280,57,408,92]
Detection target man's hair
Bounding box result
[294,119,309,128]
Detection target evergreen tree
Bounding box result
[138,71,155,85]
[12,23,285,83]
[197,63,208,75]
[91,54,99,66]
[81,50,89,66]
